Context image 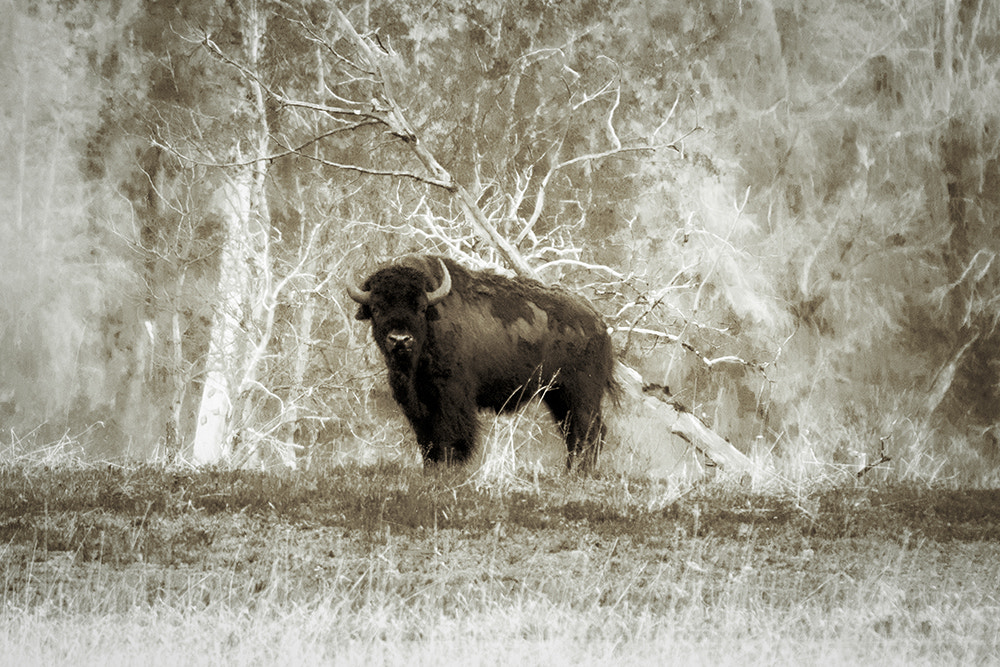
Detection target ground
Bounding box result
[1,464,998,665]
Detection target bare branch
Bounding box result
[321,8,535,276]
[280,13,374,76]
[517,144,657,245]
[278,94,389,123]
[690,186,751,317]
[536,258,624,280]
[153,122,379,169]
[203,33,386,125]
[653,94,681,138]
[612,326,766,373]
[292,151,455,190]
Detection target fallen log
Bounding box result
[606,363,755,480]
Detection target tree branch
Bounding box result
[330,8,536,277]
[152,122,380,169]
[203,34,387,125]
[612,326,766,373]
[290,152,455,190]
[516,144,657,245]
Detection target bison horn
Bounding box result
[346,276,371,305]
[426,259,451,305]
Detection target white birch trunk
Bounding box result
[192,174,253,464]
[281,295,316,467]
[192,1,296,466]
[236,2,297,468]
[166,275,186,454]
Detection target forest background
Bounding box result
[1,0,998,484]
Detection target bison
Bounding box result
[347,254,617,469]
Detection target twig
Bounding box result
[517,144,658,245]
[857,455,892,478]
[292,152,454,190]
[612,326,766,373]
[535,258,624,280]
[153,123,379,169]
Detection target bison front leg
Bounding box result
[414,386,479,466]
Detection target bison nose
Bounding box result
[386,332,414,351]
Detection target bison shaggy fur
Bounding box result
[348,254,617,468]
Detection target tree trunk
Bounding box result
[165,273,186,455]
[191,173,253,464]
[192,1,297,467]
[279,294,316,467]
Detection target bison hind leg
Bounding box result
[565,414,604,472]
[542,387,604,472]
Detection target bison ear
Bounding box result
[426,305,441,321]
[355,305,371,321]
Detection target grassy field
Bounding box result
[1,462,998,666]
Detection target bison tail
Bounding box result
[608,361,637,408]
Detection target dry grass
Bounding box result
[1,462,998,666]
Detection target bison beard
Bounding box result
[348,254,616,469]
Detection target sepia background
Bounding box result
[2,0,999,483]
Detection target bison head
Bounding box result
[347,257,451,369]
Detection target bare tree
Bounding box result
[259,9,754,475]
[191,1,292,465]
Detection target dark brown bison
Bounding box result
[347,254,616,468]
